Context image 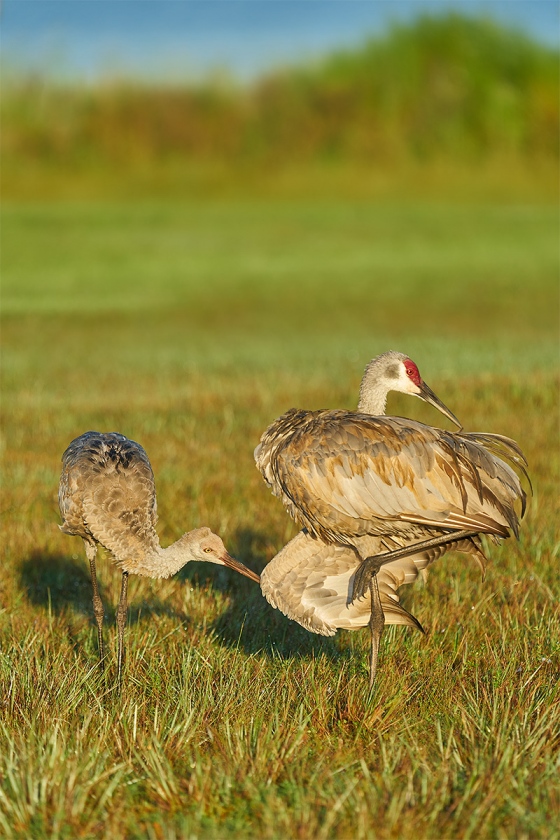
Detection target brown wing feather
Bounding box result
[59,431,159,565]
[255,410,526,545]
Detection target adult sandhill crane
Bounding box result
[59,431,260,682]
[255,351,528,686]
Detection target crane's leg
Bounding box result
[368,574,385,689]
[351,529,481,603]
[84,540,105,670]
[116,571,129,687]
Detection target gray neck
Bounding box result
[358,370,389,415]
[130,536,195,579]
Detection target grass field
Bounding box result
[1,198,559,839]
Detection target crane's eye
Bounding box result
[203,547,213,553]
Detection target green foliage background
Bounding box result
[2,14,558,200]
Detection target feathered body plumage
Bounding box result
[59,432,162,575]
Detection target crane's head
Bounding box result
[187,527,260,582]
[359,351,462,429]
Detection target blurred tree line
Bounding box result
[3,14,558,186]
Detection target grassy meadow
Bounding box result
[1,196,559,839]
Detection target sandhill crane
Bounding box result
[59,431,260,682]
[255,351,528,686]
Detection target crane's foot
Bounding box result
[353,554,386,603]
[351,530,480,604]
[368,575,385,689]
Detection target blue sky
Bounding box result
[2,1,558,82]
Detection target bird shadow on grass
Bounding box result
[18,550,189,626]
[201,527,355,663]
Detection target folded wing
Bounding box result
[256,410,526,546]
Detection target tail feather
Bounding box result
[460,431,531,498]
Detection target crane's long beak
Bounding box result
[417,381,462,430]
[220,552,261,583]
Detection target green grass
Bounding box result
[1,198,559,839]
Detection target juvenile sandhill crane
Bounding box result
[59,431,260,682]
[255,351,528,686]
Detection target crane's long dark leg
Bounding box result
[84,540,105,671]
[116,571,129,687]
[352,529,481,603]
[368,574,385,689]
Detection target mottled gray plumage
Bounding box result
[59,431,259,681]
[59,432,160,573]
[255,351,528,685]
